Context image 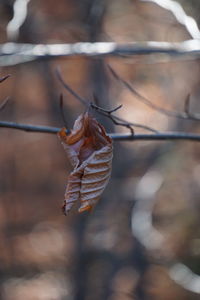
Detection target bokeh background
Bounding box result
[0,0,200,299]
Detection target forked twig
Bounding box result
[56,68,158,134]
[90,95,123,115]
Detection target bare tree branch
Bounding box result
[0,121,61,134]
[108,65,200,121]
[141,0,200,39]
[2,40,200,66]
[6,0,31,41]
[0,120,200,141]
[56,68,158,134]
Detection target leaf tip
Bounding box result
[78,205,93,214]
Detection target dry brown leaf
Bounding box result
[58,112,113,215]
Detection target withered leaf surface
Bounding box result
[58,112,113,214]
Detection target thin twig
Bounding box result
[0,120,200,141]
[0,97,10,111]
[56,68,89,107]
[93,95,158,133]
[92,100,158,133]
[114,115,158,133]
[56,68,157,133]
[106,113,134,135]
[92,96,123,114]
[108,65,200,121]
[59,93,68,128]
[0,75,10,111]
[184,94,191,115]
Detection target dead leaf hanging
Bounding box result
[58,112,113,215]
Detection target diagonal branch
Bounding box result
[108,65,200,121]
[0,75,11,111]
[0,97,10,111]
[56,68,158,134]
[141,0,200,40]
[56,68,89,107]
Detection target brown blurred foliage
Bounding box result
[0,1,200,299]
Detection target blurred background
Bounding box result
[0,0,200,299]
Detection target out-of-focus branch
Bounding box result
[56,68,158,134]
[0,121,61,134]
[141,0,200,39]
[169,262,200,294]
[1,120,200,141]
[131,169,200,294]
[0,97,9,111]
[108,65,200,121]
[2,40,200,66]
[0,75,10,110]
[6,0,31,40]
